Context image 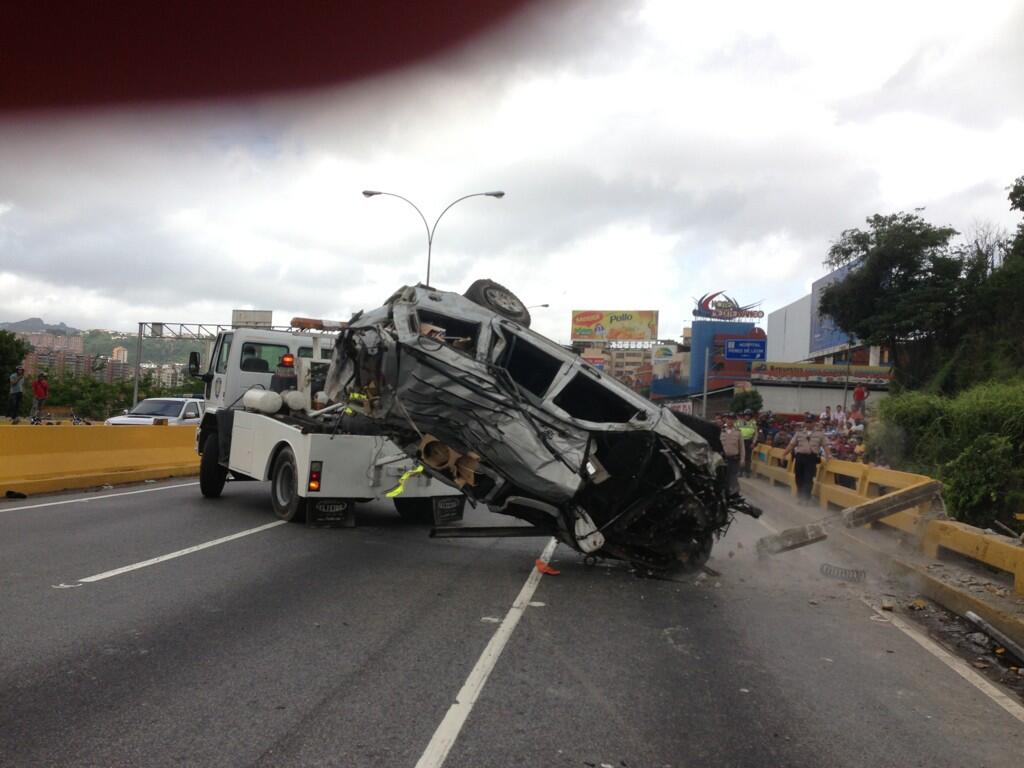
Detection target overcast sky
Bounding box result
[1,0,1022,343]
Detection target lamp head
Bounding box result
[485,191,505,198]
[362,190,381,197]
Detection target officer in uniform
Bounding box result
[737,408,757,477]
[784,413,831,503]
[720,413,745,494]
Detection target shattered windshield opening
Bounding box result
[495,331,563,398]
[553,372,639,423]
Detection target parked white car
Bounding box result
[105,397,205,426]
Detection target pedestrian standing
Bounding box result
[30,372,49,417]
[819,405,832,423]
[7,365,25,422]
[834,404,845,425]
[737,409,756,477]
[852,384,869,417]
[784,413,832,504]
[720,413,745,494]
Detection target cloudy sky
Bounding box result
[1,0,1022,343]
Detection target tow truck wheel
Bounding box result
[463,279,531,327]
[270,447,306,523]
[393,498,434,524]
[199,432,228,498]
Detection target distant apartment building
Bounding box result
[139,363,186,388]
[22,349,133,383]
[111,346,129,363]
[17,331,84,353]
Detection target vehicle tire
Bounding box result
[463,279,531,327]
[270,447,306,523]
[393,497,434,524]
[199,431,228,498]
[676,533,714,573]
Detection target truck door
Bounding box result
[207,332,233,408]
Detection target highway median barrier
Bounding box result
[0,424,199,496]
[751,442,1024,596]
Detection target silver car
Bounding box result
[105,397,204,426]
[324,280,759,570]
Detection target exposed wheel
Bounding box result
[676,534,714,573]
[393,497,434,524]
[463,279,531,327]
[199,431,228,498]
[270,447,306,523]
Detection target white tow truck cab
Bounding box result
[189,321,465,526]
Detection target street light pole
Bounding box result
[362,190,504,286]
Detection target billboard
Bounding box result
[582,355,606,371]
[571,310,658,342]
[810,267,853,354]
[750,361,892,386]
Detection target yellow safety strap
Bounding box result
[385,464,425,498]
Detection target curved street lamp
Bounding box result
[362,189,505,286]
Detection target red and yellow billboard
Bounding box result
[571,310,659,342]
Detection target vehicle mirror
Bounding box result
[122,409,128,415]
[187,351,201,377]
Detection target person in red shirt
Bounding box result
[852,384,868,417]
[30,372,49,418]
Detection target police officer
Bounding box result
[784,413,831,503]
[720,413,744,494]
[737,408,756,477]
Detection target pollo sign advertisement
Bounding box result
[571,310,659,342]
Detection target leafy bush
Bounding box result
[940,435,1024,529]
[876,380,1024,527]
[730,389,764,414]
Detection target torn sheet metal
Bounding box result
[324,283,759,570]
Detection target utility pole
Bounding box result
[701,345,710,418]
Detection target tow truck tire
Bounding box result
[393,498,434,524]
[270,447,306,523]
[199,432,228,498]
[464,279,531,327]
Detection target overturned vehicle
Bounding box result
[324,280,760,571]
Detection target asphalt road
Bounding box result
[1,477,1021,767]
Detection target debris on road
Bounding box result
[881,598,895,611]
[535,560,560,576]
[755,481,943,556]
[820,562,867,583]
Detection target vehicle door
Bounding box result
[207,332,233,408]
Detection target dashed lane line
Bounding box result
[62,520,287,585]
[414,537,559,768]
[3,482,200,513]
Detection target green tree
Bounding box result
[0,330,32,379]
[818,212,961,387]
[730,389,764,414]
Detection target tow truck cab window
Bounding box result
[239,343,289,373]
[496,332,563,398]
[297,346,334,360]
[416,310,480,355]
[215,334,233,374]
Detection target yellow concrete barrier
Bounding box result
[0,424,198,496]
[751,442,1024,595]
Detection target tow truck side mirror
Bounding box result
[187,351,201,378]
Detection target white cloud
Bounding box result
[1,0,1022,342]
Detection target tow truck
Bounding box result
[188,319,465,526]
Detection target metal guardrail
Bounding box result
[750,442,1024,595]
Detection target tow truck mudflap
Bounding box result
[307,499,356,528]
[433,496,466,525]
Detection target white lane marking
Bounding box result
[74,520,287,584]
[2,482,200,513]
[415,537,558,768]
[860,597,1024,724]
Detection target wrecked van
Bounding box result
[324,280,760,570]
